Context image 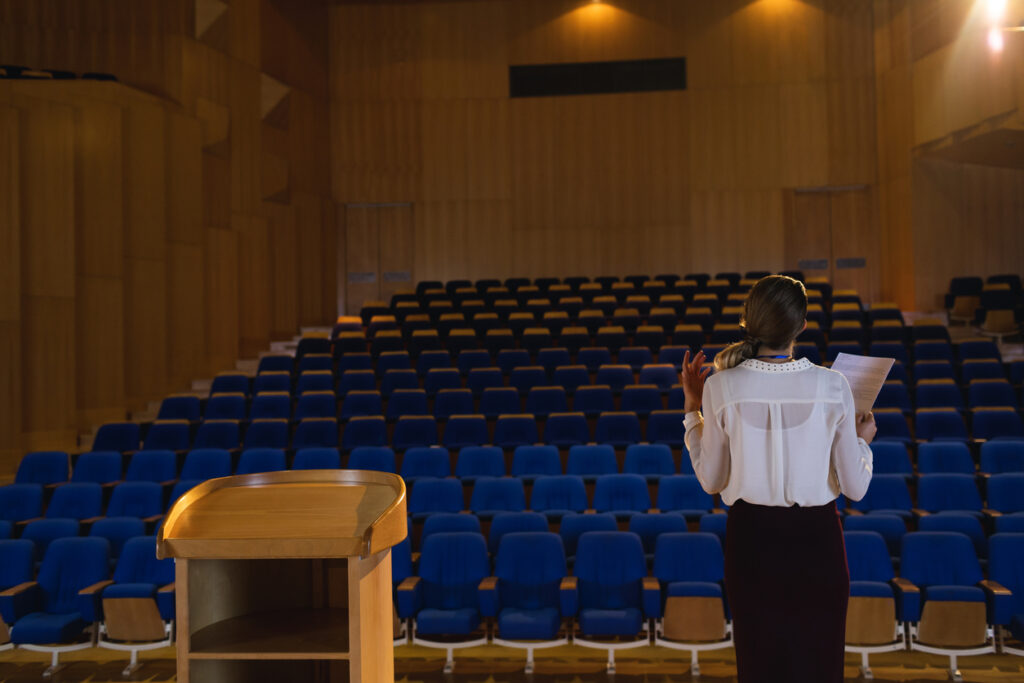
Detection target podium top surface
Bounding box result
[157,470,407,559]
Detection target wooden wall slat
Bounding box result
[0,103,22,472]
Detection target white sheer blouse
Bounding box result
[683,357,873,507]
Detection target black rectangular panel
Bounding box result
[836,257,867,269]
[510,57,686,98]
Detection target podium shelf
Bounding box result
[189,608,350,659]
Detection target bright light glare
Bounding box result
[987,0,1006,23]
[988,25,1005,51]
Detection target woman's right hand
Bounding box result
[856,412,877,444]
[680,349,710,414]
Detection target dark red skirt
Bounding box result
[725,499,849,683]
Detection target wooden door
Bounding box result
[785,188,878,303]
[343,203,414,316]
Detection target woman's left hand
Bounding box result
[680,349,711,413]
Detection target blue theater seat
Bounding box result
[243,419,289,450]
[0,484,43,523]
[649,532,732,672]
[5,537,110,675]
[408,478,464,521]
[572,531,652,672]
[400,446,450,484]
[92,423,140,453]
[235,448,286,475]
[480,531,573,673]
[594,412,642,448]
[657,475,714,520]
[454,446,505,483]
[396,532,490,672]
[592,474,650,520]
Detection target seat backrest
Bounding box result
[125,450,178,482]
[89,517,145,559]
[400,446,450,479]
[558,512,617,557]
[38,537,110,614]
[0,539,35,589]
[93,422,141,452]
[900,531,982,588]
[653,532,723,583]
[918,513,987,559]
[181,449,233,480]
[292,447,341,470]
[22,518,80,561]
[623,443,674,476]
[512,445,562,478]
[408,477,463,516]
[987,473,1024,513]
[15,451,69,486]
[917,442,974,475]
[850,474,912,512]
[574,531,646,609]
[629,513,688,555]
[418,532,489,610]
[593,474,650,512]
[46,482,103,519]
[566,444,617,476]
[455,446,505,478]
[236,448,287,475]
[0,484,43,522]
[469,477,526,514]
[488,512,548,555]
[71,451,122,484]
[494,532,567,610]
[107,481,163,517]
[843,531,895,582]
[114,536,175,586]
[843,514,906,558]
[531,475,588,515]
[988,533,1024,619]
[916,473,982,512]
[421,512,481,549]
[347,446,396,473]
[656,475,713,512]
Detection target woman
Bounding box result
[680,274,876,683]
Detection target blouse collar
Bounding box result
[740,357,814,373]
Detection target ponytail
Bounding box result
[715,337,760,371]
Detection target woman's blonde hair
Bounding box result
[714,275,808,371]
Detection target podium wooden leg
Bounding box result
[348,549,393,683]
[175,559,190,683]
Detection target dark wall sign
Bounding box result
[510,57,686,98]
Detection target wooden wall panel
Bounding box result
[74,100,125,427]
[236,213,271,356]
[0,103,21,472]
[204,227,239,373]
[167,242,206,391]
[294,192,325,325]
[18,97,77,448]
[265,202,298,338]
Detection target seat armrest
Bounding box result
[584,509,596,514]
[78,580,115,596]
[158,583,175,593]
[78,580,115,623]
[143,514,165,524]
[395,576,421,619]
[642,577,663,618]
[980,580,1013,625]
[559,576,578,617]
[0,581,41,625]
[843,509,863,516]
[982,508,1002,518]
[13,517,43,530]
[890,577,921,623]
[478,576,499,617]
[647,508,660,514]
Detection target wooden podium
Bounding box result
[157,470,407,683]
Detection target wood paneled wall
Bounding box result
[0,0,333,474]
[874,0,1024,310]
[330,0,880,299]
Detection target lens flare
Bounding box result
[988,25,1005,52]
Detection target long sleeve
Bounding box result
[830,374,874,502]
[684,377,730,494]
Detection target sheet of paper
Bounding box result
[830,352,896,414]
